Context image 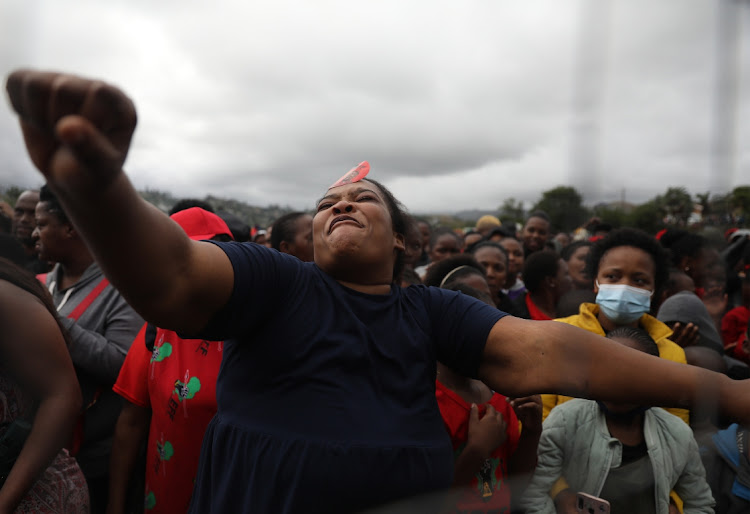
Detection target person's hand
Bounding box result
[5,70,136,192]
[669,322,699,347]
[553,489,578,514]
[668,501,680,514]
[466,403,507,458]
[509,395,543,435]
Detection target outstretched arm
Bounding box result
[479,316,749,425]
[5,70,233,334]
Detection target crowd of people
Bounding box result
[1,69,750,514]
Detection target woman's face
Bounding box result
[690,247,720,289]
[499,238,524,276]
[594,246,656,293]
[403,223,423,267]
[473,246,507,299]
[429,234,461,263]
[567,245,592,290]
[313,181,404,281]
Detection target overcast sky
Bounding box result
[1,0,749,214]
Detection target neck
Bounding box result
[529,290,556,318]
[437,363,491,404]
[336,280,391,295]
[436,362,470,390]
[504,272,518,289]
[605,411,645,445]
[59,251,95,288]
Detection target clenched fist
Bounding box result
[6,70,137,193]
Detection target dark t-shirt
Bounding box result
[599,443,656,514]
[189,242,507,514]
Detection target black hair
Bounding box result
[362,178,409,282]
[0,212,10,234]
[270,212,310,251]
[585,228,670,291]
[606,326,659,357]
[0,234,28,267]
[526,210,550,223]
[657,228,689,250]
[39,184,68,224]
[422,254,485,288]
[445,283,494,306]
[169,198,215,216]
[470,241,509,266]
[400,268,422,286]
[560,240,592,262]
[487,227,510,240]
[666,233,709,267]
[429,227,461,249]
[0,257,72,348]
[522,250,560,294]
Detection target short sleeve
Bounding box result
[422,287,507,377]
[197,242,310,341]
[113,322,151,408]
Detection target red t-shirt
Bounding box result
[722,306,750,349]
[525,294,552,321]
[113,323,223,514]
[435,380,520,513]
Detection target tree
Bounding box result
[660,187,693,226]
[0,186,24,207]
[498,198,525,225]
[590,204,627,229]
[626,198,664,234]
[731,186,750,221]
[531,186,588,233]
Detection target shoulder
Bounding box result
[648,407,693,438]
[554,304,598,329]
[545,399,598,429]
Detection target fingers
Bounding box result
[469,403,479,425]
[7,70,136,136]
[55,115,128,177]
[6,69,137,183]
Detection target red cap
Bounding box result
[170,207,233,241]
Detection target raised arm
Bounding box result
[479,316,750,425]
[5,70,232,333]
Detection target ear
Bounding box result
[394,232,405,252]
[65,223,77,239]
[279,240,290,254]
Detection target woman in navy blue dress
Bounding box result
[7,69,750,513]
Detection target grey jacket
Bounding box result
[522,399,714,514]
[46,262,144,479]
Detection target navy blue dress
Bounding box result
[189,243,506,513]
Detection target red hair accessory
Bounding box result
[330,161,370,188]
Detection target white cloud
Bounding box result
[1,0,748,215]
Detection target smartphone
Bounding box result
[576,492,610,514]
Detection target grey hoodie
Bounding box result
[46,261,144,479]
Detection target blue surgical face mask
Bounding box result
[595,281,653,325]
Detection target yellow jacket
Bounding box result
[541,302,690,424]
